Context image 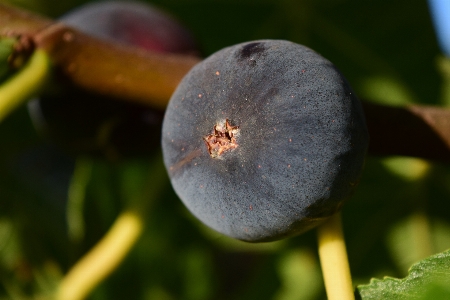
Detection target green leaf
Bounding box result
[356,249,450,300]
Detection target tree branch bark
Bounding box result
[1,3,200,110]
[363,102,450,162]
[1,3,450,162]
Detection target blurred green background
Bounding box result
[1,0,450,299]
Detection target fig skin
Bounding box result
[162,40,369,242]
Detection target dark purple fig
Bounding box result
[57,1,198,56]
[29,1,199,159]
[162,40,369,242]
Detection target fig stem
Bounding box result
[57,155,167,300]
[56,209,143,300]
[317,213,354,300]
[0,48,50,121]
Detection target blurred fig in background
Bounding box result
[28,1,200,160]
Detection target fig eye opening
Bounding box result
[203,119,239,158]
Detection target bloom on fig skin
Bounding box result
[162,40,369,242]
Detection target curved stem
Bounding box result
[56,209,143,300]
[317,213,354,300]
[57,155,167,300]
[0,49,50,121]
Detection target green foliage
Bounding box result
[0,37,14,82]
[1,0,450,299]
[356,249,450,300]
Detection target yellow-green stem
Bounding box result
[56,209,143,300]
[57,155,167,300]
[317,213,354,300]
[0,49,50,121]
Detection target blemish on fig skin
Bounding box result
[169,148,202,174]
[203,119,239,158]
[239,42,266,59]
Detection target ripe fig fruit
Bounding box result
[162,40,369,242]
[29,1,198,159]
[57,1,198,56]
